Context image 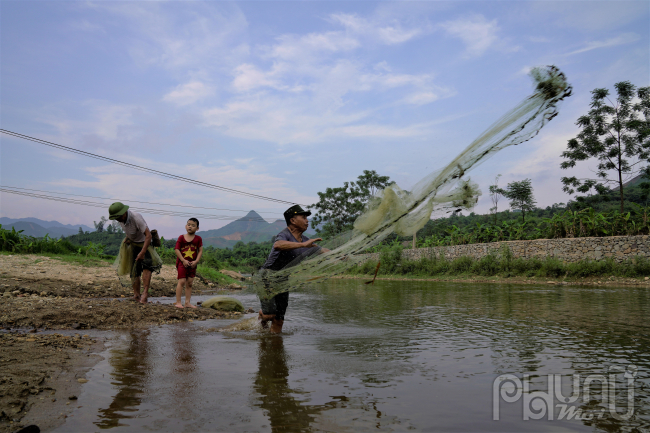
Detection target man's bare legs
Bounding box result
[270,318,284,334]
[184,277,196,308]
[257,311,284,333]
[140,269,152,304]
[258,310,274,329]
[132,277,141,301]
[175,278,186,308]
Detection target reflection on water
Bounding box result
[58,282,649,432]
[94,330,150,428]
[253,336,319,432]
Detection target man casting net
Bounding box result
[252,65,572,302]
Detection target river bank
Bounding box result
[336,273,650,286]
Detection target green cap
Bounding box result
[108,202,129,220]
[283,205,311,225]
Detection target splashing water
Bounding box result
[252,66,572,300]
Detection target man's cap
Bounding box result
[284,205,311,225]
[108,202,129,220]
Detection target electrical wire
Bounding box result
[0,128,305,206]
[0,185,283,215]
[0,188,280,223]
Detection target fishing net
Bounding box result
[113,239,163,287]
[251,65,572,300]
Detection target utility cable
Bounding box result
[0,188,278,222]
[0,185,282,215]
[0,129,305,206]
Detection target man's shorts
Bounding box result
[260,291,289,321]
[177,264,197,280]
[131,244,156,278]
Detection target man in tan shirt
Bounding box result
[109,202,158,303]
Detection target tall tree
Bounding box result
[309,170,391,238]
[488,174,503,224]
[560,82,650,212]
[504,179,536,223]
[93,216,107,233]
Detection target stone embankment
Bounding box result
[364,235,650,263]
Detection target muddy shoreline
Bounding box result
[0,254,252,432]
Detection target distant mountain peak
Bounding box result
[241,210,264,221]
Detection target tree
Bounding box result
[503,179,536,223]
[93,216,107,233]
[78,227,83,235]
[488,174,504,224]
[110,220,123,234]
[560,81,650,213]
[309,170,391,238]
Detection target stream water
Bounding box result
[53,280,649,432]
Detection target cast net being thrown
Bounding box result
[251,65,572,300]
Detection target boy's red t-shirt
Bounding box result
[175,235,203,266]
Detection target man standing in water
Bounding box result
[109,202,160,304]
[258,205,325,333]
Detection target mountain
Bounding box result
[0,217,94,233]
[198,210,315,249]
[1,221,82,238]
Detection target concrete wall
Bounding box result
[361,236,650,263]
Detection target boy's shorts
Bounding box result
[177,264,197,280]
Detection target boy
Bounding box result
[174,218,203,309]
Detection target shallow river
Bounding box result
[54,280,649,432]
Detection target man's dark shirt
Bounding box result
[262,228,319,271]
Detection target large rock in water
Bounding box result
[201,296,244,312]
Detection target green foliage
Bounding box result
[349,252,650,279]
[309,170,391,239]
[0,224,94,256]
[65,231,124,255]
[561,81,650,212]
[503,179,536,222]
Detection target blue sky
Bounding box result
[1,1,648,238]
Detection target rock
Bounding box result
[71,323,81,330]
[645,277,649,281]
[219,270,245,281]
[226,283,243,290]
[201,296,245,312]
[13,425,40,433]
[40,291,48,297]
[77,378,88,384]
[69,395,78,400]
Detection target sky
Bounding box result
[1,1,648,238]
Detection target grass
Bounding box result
[196,265,241,286]
[347,244,650,280]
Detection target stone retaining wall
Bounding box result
[361,236,650,263]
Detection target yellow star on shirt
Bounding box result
[183,247,195,258]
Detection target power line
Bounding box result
[0,188,278,223]
[1,128,304,206]
[0,185,283,215]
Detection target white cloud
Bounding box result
[163,81,213,106]
[329,13,422,45]
[85,2,248,71]
[566,33,640,56]
[438,15,517,57]
[402,91,441,106]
